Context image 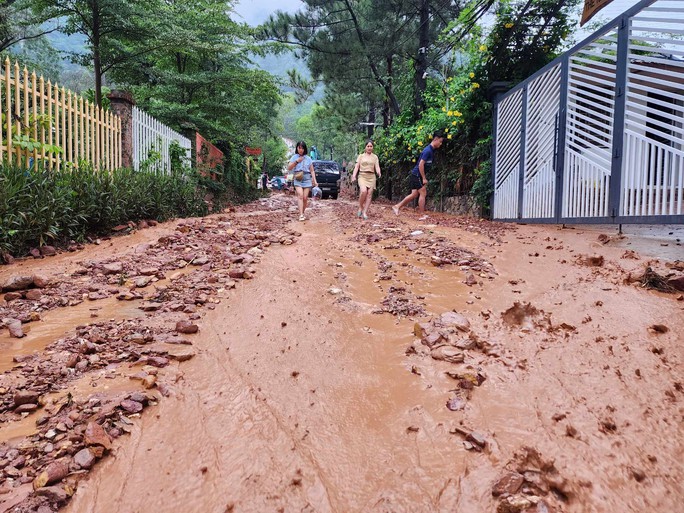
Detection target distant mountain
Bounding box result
[249,52,310,80]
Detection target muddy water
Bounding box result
[0,299,143,373]
[65,214,492,512]
[16,199,679,513]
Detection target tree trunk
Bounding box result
[367,107,375,139]
[342,0,401,116]
[383,55,393,128]
[93,0,102,107]
[414,0,429,115]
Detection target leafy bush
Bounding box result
[0,163,208,256]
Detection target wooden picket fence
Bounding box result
[0,57,121,171]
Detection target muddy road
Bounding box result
[0,194,682,513]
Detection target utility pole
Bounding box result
[415,0,429,115]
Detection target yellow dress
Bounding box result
[356,152,379,189]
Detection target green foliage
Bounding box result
[0,162,210,256]
[11,114,63,161]
[259,137,288,176]
[372,0,579,212]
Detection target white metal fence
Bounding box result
[492,0,684,224]
[132,106,191,173]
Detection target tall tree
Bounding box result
[112,0,281,146]
[0,0,55,53]
[263,0,463,121]
[31,0,157,106]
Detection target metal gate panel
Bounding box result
[621,0,684,217]
[522,64,562,219]
[491,0,684,225]
[562,28,619,219]
[493,89,524,219]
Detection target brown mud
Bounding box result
[0,194,682,513]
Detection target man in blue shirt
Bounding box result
[392,130,445,216]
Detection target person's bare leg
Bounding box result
[296,187,304,216]
[358,186,368,215]
[302,188,310,215]
[418,187,427,213]
[393,190,418,214]
[363,187,373,216]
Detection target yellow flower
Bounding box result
[447,134,452,139]
[418,125,423,130]
[441,107,446,112]
[472,83,480,89]
[447,77,452,82]
[469,72,475,79]
[479,45,487,52]
[447,110,453,116]
[505,23,514,29]
[455,111,463,117]
[450,97,455,102]
[452,121,457,126]
[459,89,465,94]
[444,128,449,133]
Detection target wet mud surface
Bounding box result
[0,194,682,513]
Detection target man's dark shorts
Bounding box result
[409,174,424,190]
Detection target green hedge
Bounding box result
[0,163,211,256]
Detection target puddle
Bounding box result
[0,267,196,373]
[0,298,143,373]
[0,369,150,445]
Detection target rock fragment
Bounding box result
[33,460,69,489]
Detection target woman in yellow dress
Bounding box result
[351,140,381,220]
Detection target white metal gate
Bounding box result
[492,0,684,225]
[132,107,191,173]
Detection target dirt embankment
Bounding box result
[0,194,682,513]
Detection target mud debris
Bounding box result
[0,208,300,511]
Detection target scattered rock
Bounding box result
[33,460,69,489]
[581,255,605,267]
[102,262,124,275]
[3,317,25,338]
[34,486,69,504]
[431,346,465,363]
[73,448,96,470]
[439,311,470,332]
[25,289,43,300]
[39,246,57,256]
[649,324,668,334]
[446,395,466,411]
[176,321,199,334]
[492,472,525,496]
[497,494,533,513]
[84,422,112,451]
[2,275,34,291]
[120,400,144,414]
[13,390,41,407]
[667,275,684,292]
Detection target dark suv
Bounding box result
[312,160,340,199]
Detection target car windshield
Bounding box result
[314,162,339,174]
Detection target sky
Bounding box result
[232,0,303,26]
[231,0,644,28]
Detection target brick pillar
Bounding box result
[108,90,135,169]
